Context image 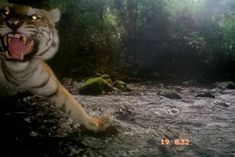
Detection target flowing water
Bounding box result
[1,83,235,157]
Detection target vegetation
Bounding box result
[79,77,114,95]
[2,0,235,81]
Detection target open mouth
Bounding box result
[3,33,34,61]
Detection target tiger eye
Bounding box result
[1,8,10,17]
[31,15,38,20]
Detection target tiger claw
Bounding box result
[84,115,113,133]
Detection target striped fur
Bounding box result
[0,4,112,132]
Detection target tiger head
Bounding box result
[0,4,60,62]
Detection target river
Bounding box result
[1,83,235,157]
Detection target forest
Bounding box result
[1,0,235,157]
[2,0,234,82]
[46,0,235,82]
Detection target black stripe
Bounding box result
[20,66,38,81]
[3,71,18,85]
[60,103,66,112]
[41,28,50,34]
[36,30,57,56]
[1,62,18,85]
[67,109,72,115]
[44,83,59,98]
[37,40,57,56]
[37,46,51,56]
[45,39,53,47]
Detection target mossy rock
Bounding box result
[215,81,235,89]
[158,89,182,99]
[113,80,132,91]
[79,77,114,95]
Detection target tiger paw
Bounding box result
[83,115,113,133]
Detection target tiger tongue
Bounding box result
[8,38,29,60]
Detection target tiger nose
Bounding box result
[6,19,23,30]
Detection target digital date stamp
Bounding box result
[161,138,191,146]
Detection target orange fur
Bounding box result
[43,63,112,132]
[0,4,112,133]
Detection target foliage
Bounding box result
[112,0,235,80]
[46,0,123,77]
[2,0,234,80]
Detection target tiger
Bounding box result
[0,3,112,133]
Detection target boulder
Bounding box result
[196,92,215,98]
[215,81,235,89]
[113,80,132,91]
[158,89,182,99]
[79,77,114,95]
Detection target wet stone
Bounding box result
[215,81,235,89]
[214,101,230,108]
[195,92,215,98]
[158,89,182,99]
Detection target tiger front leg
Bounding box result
[50,84,113,133]
[30,63,112,133]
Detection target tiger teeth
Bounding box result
[7,34,23,39]
[15,34,20,38]
[8,34,19,38]
[21,53,24,60]
[8,37,12,44]
[6,51,10,58]
[4,36,8,46]
[6,34,28,45]
[22,36,27,44]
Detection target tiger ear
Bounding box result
[48,8,60,23]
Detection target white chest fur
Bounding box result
[0,59,40,96]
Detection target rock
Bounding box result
[215,81,235,89]
[215,101,229,108]
[158,89,182,99]
[29,131,39,137]
[226,83,235,89]
[196,92,215,98]
[113,80,132,91]
[79,77,114,95]
[115,105,135,122]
